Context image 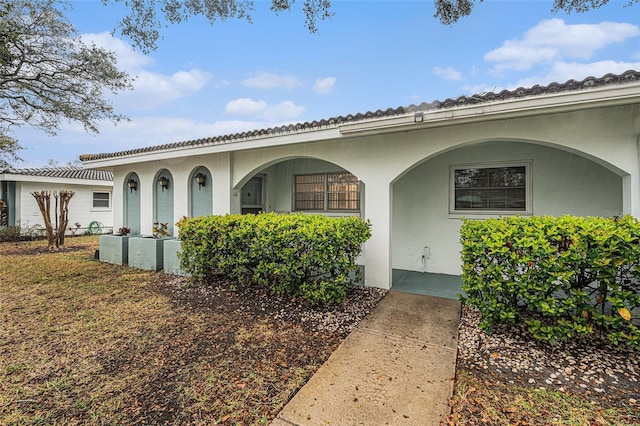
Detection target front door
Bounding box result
[241,176,264,215]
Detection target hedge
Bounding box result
[460,215,640,348]
[177,213,371,304]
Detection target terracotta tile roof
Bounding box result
[79,70,640,162]
[0,167,113,182]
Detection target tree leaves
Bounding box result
[434,0,639,25]
[0,0,133,148]
[106,0,334,53]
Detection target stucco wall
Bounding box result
[392,141,624,275]
[101,103,639,289]
[16,181,114,233]
[112,153,232,235]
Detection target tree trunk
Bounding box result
[56,190,75,248]
[31,191,55,250]
[31,190,75,250]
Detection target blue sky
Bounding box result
[12,0,640,167]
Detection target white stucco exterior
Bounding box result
[82,75,640,291]
[0,171,114,234]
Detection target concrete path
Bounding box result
[272,291,461,426]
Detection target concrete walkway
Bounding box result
[272,291,461,426]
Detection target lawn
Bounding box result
[2,235,638,425]
[0,235,381,425]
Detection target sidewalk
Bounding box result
[271,291,461,426]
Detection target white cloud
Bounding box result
[17,116,274,166]
[433,67,463,81]
[82,32,213,112]
[225,98,268,115]
[485,19,640,72]
[114,68,212,111]
[313,77,337,94]
[242,72,302,89]
[261,101,305,121]
[512,60,640,89]
[225,98,305,121]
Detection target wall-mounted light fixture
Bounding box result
[414,112,424,123]
[158,176,169,192]
[127,178,138,193]
[194,172,206,189]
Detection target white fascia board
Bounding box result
[82,82,640,169]
[339,83,640,135]
[83,126,343,169]
[0,174,113,187]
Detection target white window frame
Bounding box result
[91,190,112,210]
[449,161,532,216]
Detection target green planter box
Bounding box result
[99,234,130,265]
[128,236,174,272]
[163,239,188,276]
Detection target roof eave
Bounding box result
[83,126,343,168]
[0,174,113,186]
[82,78,640,169]
[339,82,640,136]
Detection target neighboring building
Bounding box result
[0,167,114,234]
[81,71,640,295]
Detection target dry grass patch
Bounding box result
[0,236,380,425]
[448,370,639,425]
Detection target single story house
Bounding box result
[0,167,114,235]
[80,70,640,297]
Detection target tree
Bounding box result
[434,0,639,25]
[0,133,20,168]
[31,189,74,250]
[0,0,133,159]
[106,0,332,53]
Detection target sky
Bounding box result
[11,0,640,167]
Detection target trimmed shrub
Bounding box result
[460,215,640,348]
[178,213,371,304]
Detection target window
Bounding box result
[92,191,111,209]
[295,173,360,211]
[450,162,531,214]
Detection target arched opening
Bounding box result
[124,172,141,234]
[189,166,213,217]
[391,140,625,298]
[154,169,175,236]
[236,157,364,217]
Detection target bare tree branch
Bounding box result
[0,0,133,160]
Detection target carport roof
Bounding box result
[80,70,640,163]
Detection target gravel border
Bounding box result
[162,276,388,336]
[456,305,640,409]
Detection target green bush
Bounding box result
[178,213,371,304]
[460,215,640,348]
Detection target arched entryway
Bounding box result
[189,166,213,217]
[391,140,626,298]
[154,169,175,236]
[235,157,364,217]
[124,172,141,234]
